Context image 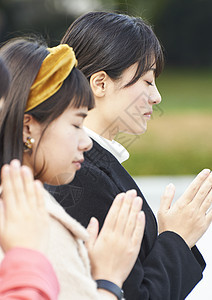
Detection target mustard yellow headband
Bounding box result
[25,44,78,112]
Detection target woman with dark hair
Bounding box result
[0,37,146,300]
[0,56,59,299]
[47,11,212,299]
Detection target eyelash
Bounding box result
[146,81,154,86]
[73,125,80,129]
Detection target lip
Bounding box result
[143,111,153,119]
[72,158,84,170]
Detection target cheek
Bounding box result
[124,101,148,135]
[45,131,77,163]
[51,134,80,181]
[120,85,147,111]
[35,143,76,185]
[124,95,148,123]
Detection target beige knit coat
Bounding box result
[0,190,101,300]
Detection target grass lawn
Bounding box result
[117,68,212,175]
[156,67,212,113]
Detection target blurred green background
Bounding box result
[0,0,211,175]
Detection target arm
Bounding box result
[0,248,59,300]
[51,163,209,300]
[0,160,59,299]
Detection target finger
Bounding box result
[182,169,211,203]
[159,183,176,212]
[124,196,143,238]
[101,193,125,233]
[10,160,27,205]
[205,207,212,227]
[193,172,212,208]
[21,165,37,208]
[1,164,17,212]
[131,211,146,248]
[200,188,212,214]
[114,189,137,234]
[85,217,99,250]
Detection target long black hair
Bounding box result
[0,38,94,173]
[61,11,164,86]
[0,56,10,98]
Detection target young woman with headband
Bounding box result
[0,38,146,300]
[0,57,59,299]
[47,11,212,299]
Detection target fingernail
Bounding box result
[133,197,141,207]
[34,180,43,188]
[11,159,21,168]
[202,169,211,175]
[127,189,137,197]
[21,166,31,175]
[88,217,96,227]
[2,165,10,173]
[167,183,175,190]
[115,193,125,202]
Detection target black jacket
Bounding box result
[46,139,206,300]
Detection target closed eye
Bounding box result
[73,125,80,129]
[146,81,154,86]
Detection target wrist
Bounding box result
[93,272,123,288]
[96,279,125,300]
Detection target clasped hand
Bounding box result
[158,169,212,248]
[86,190,145,288]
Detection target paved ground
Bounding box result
[134,176,212,300]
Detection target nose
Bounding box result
[149,85,161,105]
[79,130,93,152]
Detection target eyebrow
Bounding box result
[75,112,88,118]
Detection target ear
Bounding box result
[90,71,108,98]
[22,114,38,144]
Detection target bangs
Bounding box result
[124,20,164,87]
[125,46,164,88]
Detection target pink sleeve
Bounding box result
[0,247,60,300]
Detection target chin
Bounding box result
[137,128,147,135]
[136,123,147,135]
[123,121,147,136]
[61,173,76,185]
[125,127,147,136]
[46,171,75,186]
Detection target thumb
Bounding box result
[160,183,176,211]
[85,217,99,250]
